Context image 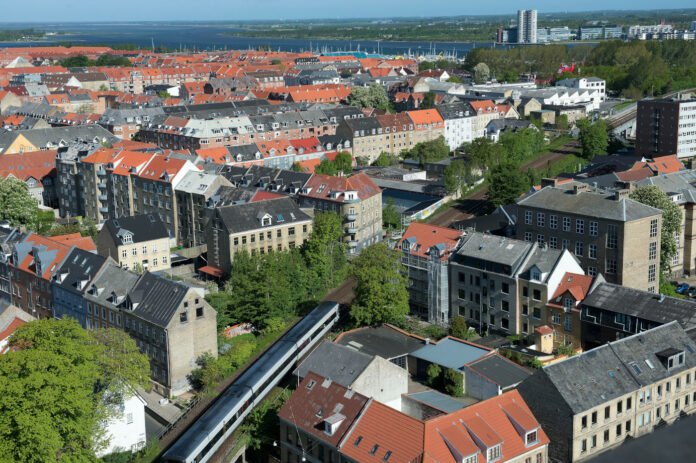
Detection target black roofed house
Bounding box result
[517,322,696,463]
[580,282,696,349]
[205,197,313,275]
[123,272,217,397]
[97,213,172,273]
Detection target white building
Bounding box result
[97,390,147,457]
[628,24,674,38]
[517,10,538,44]
[437,102,474,150]
[556,77,606,103]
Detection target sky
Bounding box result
[2,1,695,22]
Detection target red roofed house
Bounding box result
[0,302,35,354]
[407,109,445,145]
[0,150,58,208]
[542,272,598,353]
[299,172,382,254]
[397,223,464,323]
[469,99,509,138]
[280,372,549,463]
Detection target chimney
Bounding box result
[541,178,558,188]
[614,189,631,201]
[572,183,589,195]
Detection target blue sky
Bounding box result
[2,1,695,22]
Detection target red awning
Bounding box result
[198,265,225,278]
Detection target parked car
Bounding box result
[688,287,696,298]
[676,283,690,294]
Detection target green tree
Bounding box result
[350,243,409,327]
[0,176,39,230]
[302,211,348,293]
[291,162,304,172]
[630,185,683,273]
[464,137,504,171]
[426,363,442,389]
[443,159,472,194]
[132,262,146,275]
[446,75,462,83]
[347,83,389,109]
[486,162,530,207]
[420,91,436,109]
[444,368,464,397]
[382,197,401,232]
[0,319,150,461]
[555,114,569,131]
[577,118,608,161]
[373,151,399,167]
[407,136,450,166]
[315,152,353,176]
[473,62,490,84]
[61,54,92,67]
[449,316,470,340]
[158,91,171,99]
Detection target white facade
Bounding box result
[628,24,674,38]
[443,115,474,150]
[517,10,538,44]
[556,77,606,103]
[677,100,696,158]
[97,392,147,457]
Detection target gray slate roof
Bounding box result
[53,247,106,294]
[411,337,490,371]
[216,197,311,235]
[582,282,696,330]
[85,262,140,309]
[517,186,663,222]
[127,272,189,326]
[0,125,117,153]
[466,354,532,389]
[540,321,696,413]
[295,341,374,387]
[336,325,424,359]
[102,213,170,245]
[455,232,533,270]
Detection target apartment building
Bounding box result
[449,232,583,338]
[469,100,508,139]
[56,144,92,218]
[279,371,550,463]
[518,322,696,462]
[437,102,474,150]
[98,107,165,140]
[84,267,217,396]
[97,214,172,272]
[517,9,538,44]
[556,77,607,103]
[375,112,416,157]
[516,184,663,292]
[336,116,385,164]
[299,173,382,254]
[397,223,463,324]
[581,282,696,350]
[636,96,696,159]
[175,171,232,249]
[206,197,313,275]
[407,108,445,146]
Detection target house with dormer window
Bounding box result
[206,197,313,275]
[97,214,172,272]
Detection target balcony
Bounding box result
[97,169,107,176]
[346,226,359,234]
[99,207,108,213]
[345,213,358,221]
[348,240,359,248]
[98,195,107,201]
[97,182,107,189]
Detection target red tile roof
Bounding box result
[548,272,594,309]
[0,318,27,354]
[615,166,655,182]
[47,233,96,252]
[0,150,57,186]
[301,172,381,202]
[17,233,73,279]
[289,137,323,154]
[631,154,686,175]
[251,190,285,202]
[535,325,554,335]
[407,109,444,128]
[397,223,463,261]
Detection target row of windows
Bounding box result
[232,225,307,246]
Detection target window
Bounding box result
[549,236,558,249]
[591,435,597,448]
[607,224,617,249]
[565,316,572,331]
[553,313,561,324]
[537,234,545,246]
[616,423,622,436]
[526,430,538,445]
[549,214,558,229]
[180,311,187,323]
[606,259,617,274]
[562,239,570,250]
[591,411,597,425]
[524,232,532,242]
[576,219,584,234]
[196,307,204,318]
[233,237,238,246]
[648,264,656,283]
[563,217,571,232]
[589,221,598,236]
[370,445,379,456]
[649,242,657,260]
[121,249,127,259]
[537,212,545,227]
[617,400,623,414]
[626,420,631,432]
[604,429,609,443]
[575,241,584,257]
[626,397,632,410]
[650,219,658,238]
[533,289,541,301]
[533,307,541,319]
[582,415,588,429]
[581,439,587,453]
[502,300,509,312]
[132,247,137,256]
[142,245,147,254]
[588,266,597,277]
[153,257,158,267]
[502,282,509,294]
[487,445,501,461]
[589,244,597,259]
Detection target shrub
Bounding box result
[444,368,464,397]
[449,316,470,340]
[426,363,442,389]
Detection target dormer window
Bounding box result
[122,233,133,244]
[531,269,541,281]
[526,429,538,445]
[487,444,501,461]
[563,297,574,311]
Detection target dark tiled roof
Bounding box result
[102,213,170,245]
[53,247,106,293]
[295,341,374,387]
[466,354,532,389]
[216,197,311,235]
[336,325,424,360]
[128,272,189,327]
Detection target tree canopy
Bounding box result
[630,185,683,272]
[577,119,609,161]
[0,319,149,461]
[314,152,353,176]
[406,136,450,166]
[347,83,389,110]
[473,62,490,84]
[382,198,401,231]
[350,243,409,327]
[420,91,436,110]
[486,162,530,208]
[443,159,473,194]
[372,151,400,167]
[0,176,39,231]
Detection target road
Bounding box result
[427,139,581,228]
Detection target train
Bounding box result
[161,301,340,463]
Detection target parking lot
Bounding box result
[670,275,696,298]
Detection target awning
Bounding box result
[198,265,225,278]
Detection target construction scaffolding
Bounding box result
[401,252,450,326]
